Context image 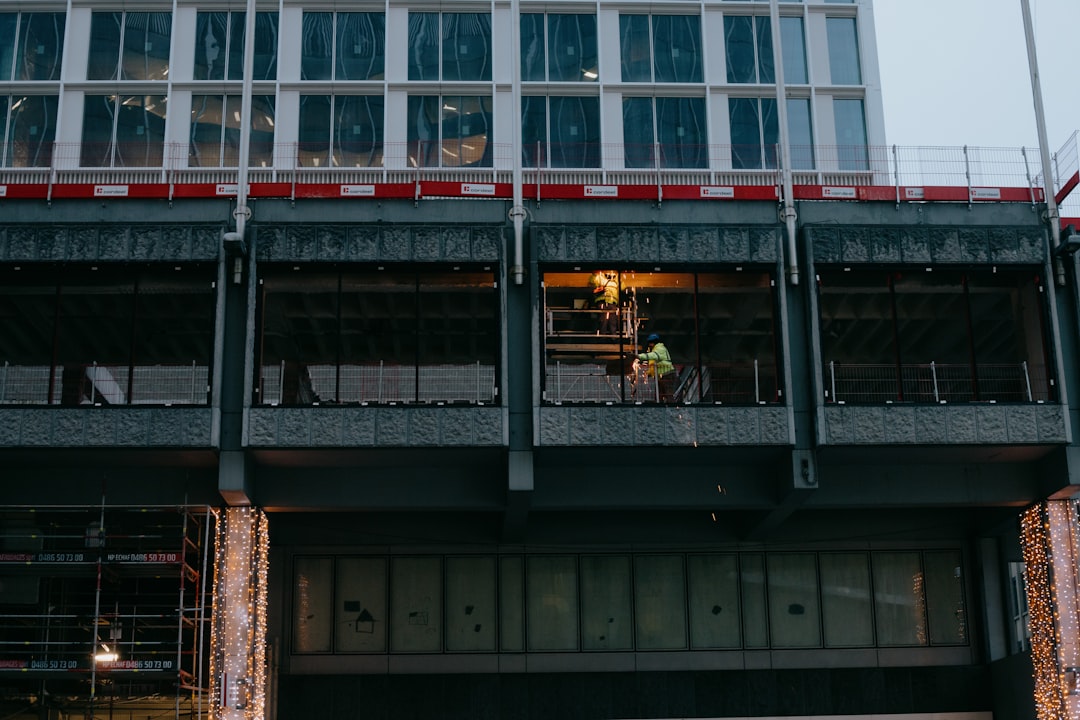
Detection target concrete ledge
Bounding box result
[0,407,214,447]
[246,406,506,447]
[253,224,502,262]
[535,225,781,264]
[0,224,221,262]
[822,403,1066,445]
[538,405,791,447]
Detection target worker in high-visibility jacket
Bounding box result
[637,333,676,401]
[589,270,620,335]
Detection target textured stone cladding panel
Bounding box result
[0,409,213,448]
[813,226,1046,265]
[591,227,621,261]
[659,228,689,263]
[69,227,99,260]
[318,227,347,261]
[290,225,319,260]
[839,227,871,262]
[247,408,502,446]
[628,228,659,262]
[38,228,68,260]
[870,229,902,262]
[537,406,788,446]
[191,227,221,259]
[413,227,442,261]
[380,226,412,260]
[809,228,840,263]
[130,226,160,260]
[471,227,502,261]
[820,405,1064,445]
[99,227,130,260]
[536,227,565,261]
[6,226,37,260]
[900,227,932,262]
[749,228,779,262]
[719,228,751,261]
[958,227,989,262]
[347,227,379,260]
[1035,404,1067,442]
[443,227,472,260]
[688,228,720,262]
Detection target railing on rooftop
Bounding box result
[0,362,210,406]
[544,360,778,405]
[0,140,1071,204]
[257,362,497,406]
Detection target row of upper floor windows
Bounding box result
[0,264,1054,408]
[0,8,866,87]
[0,91,869,172]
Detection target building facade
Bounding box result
[1,0,1078,719]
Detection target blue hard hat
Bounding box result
[647,333,660,343]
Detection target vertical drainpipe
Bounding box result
[509,0,526,285]
[769,0,798,286]
[1019,0,1063,285]
[234,0,258,247]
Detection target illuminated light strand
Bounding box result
[209,508,270,720]
[1021,503,1068,720]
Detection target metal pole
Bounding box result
[509,0,526,285]
[1022,360,1033,402]
[1019,0,1062,254]
[931,361,940,403]
[234,0,258,240]
[829,360,836,403]
[769,0,799,285]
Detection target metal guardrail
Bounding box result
[544,360,775,405]
[0,362,209,406]
[824,361,1046,404]
[258,362,496,406]
[0,140,1071,200]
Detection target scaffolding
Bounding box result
[0,505,217,720]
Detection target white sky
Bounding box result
[874,0,1080,153]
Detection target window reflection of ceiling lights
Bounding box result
[583,69,598,79]
[443,104,457,112]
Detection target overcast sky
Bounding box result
[874,0,1079,153]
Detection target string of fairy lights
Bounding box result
[1021,502,1071,720]
[209,508,270,720]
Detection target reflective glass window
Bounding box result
[407,95,492,168]
[408,12,490,81]
[634,555,687,650]
[787,97,814,169]
[622,97,706,169]
[820,553,874,647]
[390,558,442,653]
[190,94,275,168]
[2,94,58,167]
[0,267,213,406]
[81,94,168,168]
[301,12,383,81]
[298,95,383,168]
[620,14,701,83]
[0,15,13,80]
[767,553,821,648]
[924,551,966,645]
[873,551,927,646]
[542,270,779,405]
[834,97,868,170]
[0,13,65,81]
[445,557,496,652]
[580,556,633,650]
[195,12,278,81]
[724,15,773,84]
[257,268,497,406]
[521,95,600,168]
[526,556,578,651]
[729,97,778,170]
[827,17,861,84]
[335,558,387,652]
[292,558,332,653]
[522,14,598,83]
[780,16,807,83]
[88,12,171,81]
[688,554,741,649]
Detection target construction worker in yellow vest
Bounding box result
[589,269,620,335]
[637,333,676,401]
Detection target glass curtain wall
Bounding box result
[0,266,214,406]
[257,266,498,405]
[542,270,778,405]
[291,548,969,655]
[819,268,1053,403]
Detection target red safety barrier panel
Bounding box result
[1056,171,1079,206]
